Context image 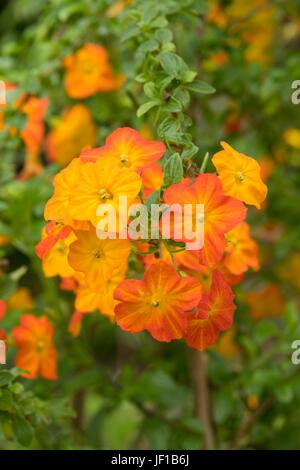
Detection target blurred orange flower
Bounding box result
[13,314,57,380]
[46,105,97,166]
[19,96,48,179]
[80,127,165,172]
[68,311,86,337]
[114,261,202,342]
[7,288,34,311]
[64,43,121,99]
[106,0,132,17]
[212,327,240,359]
[223,222,260,275]
[184,271,235,351]
[0,299,6,321]
[245,283,285,320]
[212,141,267,209]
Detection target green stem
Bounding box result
[200,152,210,174]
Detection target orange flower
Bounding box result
[0,234,10,246]
[42,230,76,278]
[247,395,259,411]
[46,105,97,166]
[140,162,163,198]
[36,221,72,260]
[68,311,86,337]
[0,300,6,321]
[212,141,267,209]
[44,158,89,230]
[222,222,260,275]
[106,0,132,17]
[245,284,285,320]
[0,329,6,341]
[68,156,142,227]
[114,261,202,342]
[64,43,121,99]
[19,96,48,179]
[212,327,240,359]
[164,174,247,266]
[75,265,127,318]
[184,271,235,351]
[19,96,48,154]
[68,226,130,292]
[80,127,166,172]
[7,288,34,311]
[12,314,57,380]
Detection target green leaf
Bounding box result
[158,52,189,79]
[181,70,198,83]
[181,143,199,160]
[155,28,173,43]
[12,416,33,447]
[163,153,183,186]
[0,390,13,412]
[0,372,14,388]
[146,190,161,210]
[144,82,159,99]
[185,80,216,94]
[137,100,160,117]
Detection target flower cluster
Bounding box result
[36,125,267,363]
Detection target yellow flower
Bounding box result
[68,226,130,292]
[212,141,267,209]
[282,128,300,150]
[68,157,142,227]
[42,230,76,278]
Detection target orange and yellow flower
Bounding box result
[42,230,76,278]
[114,261,202,342]
[75,264,127,318]
[68,226,130,292]
[80,127,166,173]
[68,156,142,227]
[164,173,247,266]
[64,43,121,99]
[46,105,97,166]
[212,141,267,209]
[13,314,57,380]
[44,158,89,230]
[184,270,235,351]
[140,162,163,198]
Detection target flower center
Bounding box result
[120,153,129,163]
[93,249,103,259]
[151,298,160,307]
[36,339,46,352]
[99,188,112,200]
[236,171,245,182]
